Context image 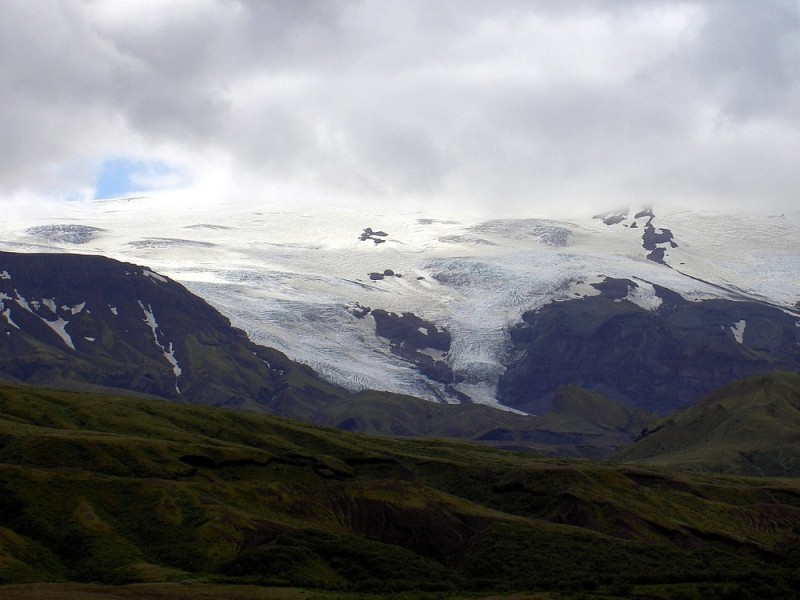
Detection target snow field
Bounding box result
[1,197,798,408]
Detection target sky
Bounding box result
[2,0,799,218]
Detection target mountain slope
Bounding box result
[0,250,332,410]
[498,278,800,414]
[3,200,798,413]
[0,250,648,456]
[2,383,800,597]
[614,372,800,476]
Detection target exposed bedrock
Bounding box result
[642,221,678,264]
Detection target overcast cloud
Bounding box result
[1,0,799,216]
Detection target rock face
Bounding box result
[498,278,800,415]
[0,251,314,410]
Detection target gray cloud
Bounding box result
[1,0,798,214]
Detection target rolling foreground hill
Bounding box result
[2,383,800,598]
[615,372,800,476]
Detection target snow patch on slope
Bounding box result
[0,293,19,329]
[14,292,32,313]
[42,298,57,314]
[6,291,78,349]
[43,317,75,350]
[626,281,663,311]
[1,309,17,329]
[731,320,747,344]
[63,302,86,315]
[143,269,168,283]
[138,300,183,391]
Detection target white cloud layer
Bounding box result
[1,0,798,216]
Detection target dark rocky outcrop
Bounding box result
[498,278,800,415]
[592,207,677,264]
[359,228,389,244]
[368,269,402,281]
[351,306,456,385]
[371,309,456,385]
[642,221,678,264]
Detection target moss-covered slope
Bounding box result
[615,371,800,476]
[1,383,800,597]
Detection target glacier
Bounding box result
[1,196,798,409]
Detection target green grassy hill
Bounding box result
[326,384,653,459]
[614,372,800,476]
[2,383,800,598]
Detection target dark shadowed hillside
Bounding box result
[499,278,800,415]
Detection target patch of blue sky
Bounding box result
[94,158,189,199]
